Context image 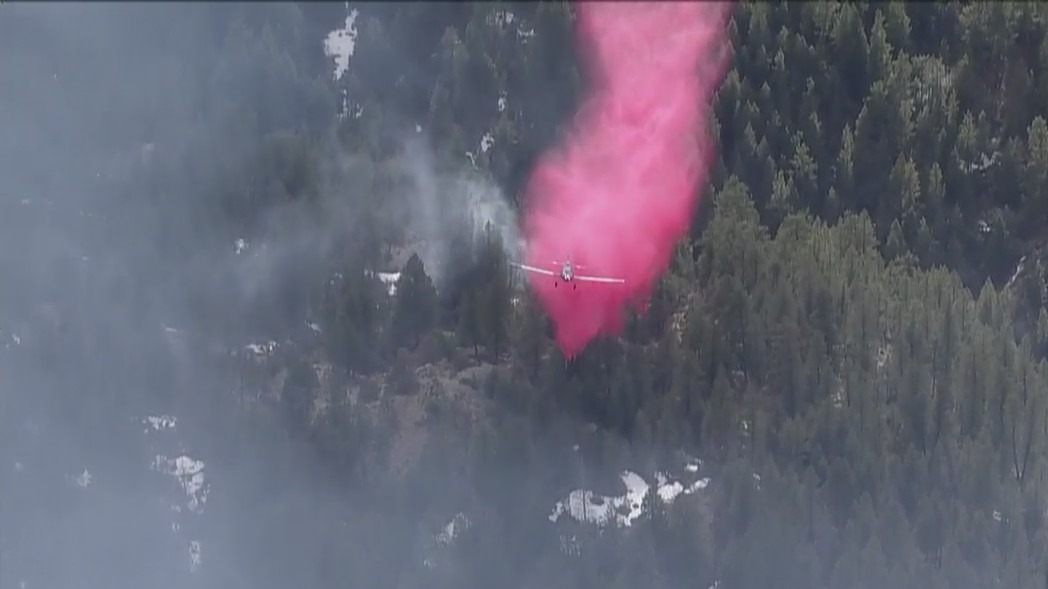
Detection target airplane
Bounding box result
[510,257,625,290]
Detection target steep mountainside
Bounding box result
[4,3,1048,589]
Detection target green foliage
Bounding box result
[475,223,513,360]
[714,1,1048,290]
[14,2,1048,587]
[393,253,438,350]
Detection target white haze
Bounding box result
[0,4,718,589]
[395,136,522,287]
[0,4,526,586]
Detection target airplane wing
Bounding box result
[575,274,626,284]
[510,262,557,277]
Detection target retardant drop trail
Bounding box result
[521,1,734,357]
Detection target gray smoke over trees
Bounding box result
[5,2,1048,589]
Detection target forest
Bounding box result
[4,2,1048,588]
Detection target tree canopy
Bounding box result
[5,2,1048,588]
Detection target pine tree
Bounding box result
[476,223,512,361]
[392,253,438,349]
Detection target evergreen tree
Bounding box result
[392,253,438,349]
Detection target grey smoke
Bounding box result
[386,134,522,287]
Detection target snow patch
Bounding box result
[655,472,710,503]
[153,454,209,514]
[245,341,278,359]
[188,540,202,573]
[364,270,401,296]
[378,272,400,295]
[489,10,516,28]
[549,469,709,527]
[1006,255,1027,290]
[436,512,470,546]
[962,151,999,175]
[144,415,178,433]
[324,8,358,81]
[517,25,536,41]
[70,469,92,488]
[325,6,358,118]
[486,8,533,41]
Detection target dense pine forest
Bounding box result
[4,2,1048,588]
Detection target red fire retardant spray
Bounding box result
[520,1,734,358]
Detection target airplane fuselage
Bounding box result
[510,256,623,289]
[560,262,573,282]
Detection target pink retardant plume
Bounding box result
[521,1,734,358]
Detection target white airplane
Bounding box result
[510,257,625,290]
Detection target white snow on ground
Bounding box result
[422,512,473,568]
[144,415,177,433]
[378,272,400,295]
[70,469,92,488]
[549,468,711,527]
[245,341,278,358]
[1006,254,1027,290]
[324,7,358,81]
[324,5,358,117]
[364,270,402,296]
[655,472,710,503]
[490,9,536,41]
[436,512,471,546]
[489,10,516,27]
[153,455,209,514]
[144,413,209,573]
[188,540,202,572]
[2,328,22,349]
